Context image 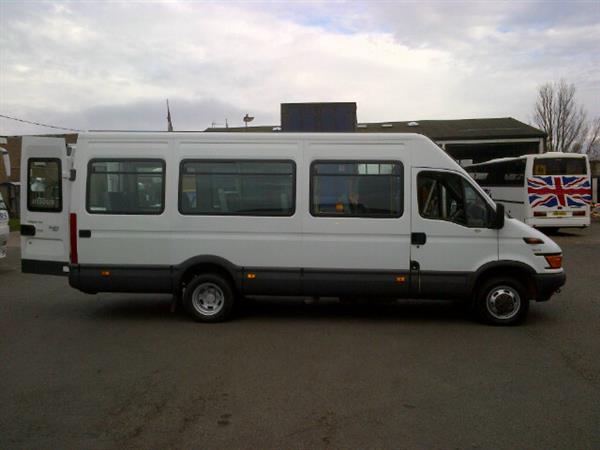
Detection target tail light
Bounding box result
[544,254,562,269]
[573,210,586,216]
[69,213,78,264]
[534,211,546,217]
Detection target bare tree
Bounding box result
[533,80,589,153]
[583,117,600,159]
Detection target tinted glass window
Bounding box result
[87,160,165,214]
[311,161,403,217]
[533,158,587,175]
[467,159,525,186]
[28,158,62,212]
[418,171,492,228]
[179,160,295,216]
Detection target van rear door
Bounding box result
[20,137,70,275]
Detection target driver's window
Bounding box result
[418,171,491,228]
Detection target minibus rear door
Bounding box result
[20,136,70,275]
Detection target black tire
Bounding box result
[475,277,529,325]
[183,273,235,322]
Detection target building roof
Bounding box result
[205,117,546,140]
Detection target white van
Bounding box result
[0,192,8,259]
[1,137,10,259]
[20,133,565,325]
[466,153,591,231]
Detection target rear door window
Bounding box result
[27,158,62,212]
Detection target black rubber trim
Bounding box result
[468,260,536,293]
[68,256,556,302]
[243,268,301,295]
[416,271,470,298]
[69,264,173,294]
[494,199,525,204]
[22,259,69,276]
[301,268,410,297]
[533,271,566,302]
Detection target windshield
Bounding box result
[533,158,587,176]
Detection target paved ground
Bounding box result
[1,226,599,449]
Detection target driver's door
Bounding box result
[410,168,498,297]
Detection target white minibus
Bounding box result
[0,192,8,259]
[466,153,591,231]
[20,133,565,325]
[1,138,10,259]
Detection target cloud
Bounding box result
[1,1,598,135]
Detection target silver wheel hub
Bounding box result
[486,285,521,320]
[191,282,225,316]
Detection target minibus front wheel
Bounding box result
[475,277,529,325]
[183,273,235,322]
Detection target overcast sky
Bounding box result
[1,0,598,135]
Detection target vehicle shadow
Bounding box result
[42,293,551,326]
[239,298,472,324]
[84,295,476,324]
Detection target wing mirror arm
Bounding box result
[491,203,505,229]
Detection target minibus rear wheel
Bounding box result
[475,277,529,325]
[184,273,235,322]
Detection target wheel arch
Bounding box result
[174,255,243,294]
[470,261,537,300]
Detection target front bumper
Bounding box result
[533,271,566,302]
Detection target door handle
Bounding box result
[79,230,91,238]
[20,224,36,236]
[411,232,427,245]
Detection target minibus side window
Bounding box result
[179,160,295,216]
[311,161,403,218]
[418,171,492,228]
[27,158,62,212]
[87,159,165,214]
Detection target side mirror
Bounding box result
[491,203,505,229]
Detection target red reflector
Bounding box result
[573,211,586,216]
[69,213,78,264]
[534,211,545,217]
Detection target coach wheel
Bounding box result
[184,273,235,322]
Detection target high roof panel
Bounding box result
[206,117,546,140]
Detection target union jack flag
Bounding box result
[528,176,592,208]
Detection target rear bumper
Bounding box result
[533,271,566,302]
[527,216,590,228]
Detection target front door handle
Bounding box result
[411,232,427,245]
